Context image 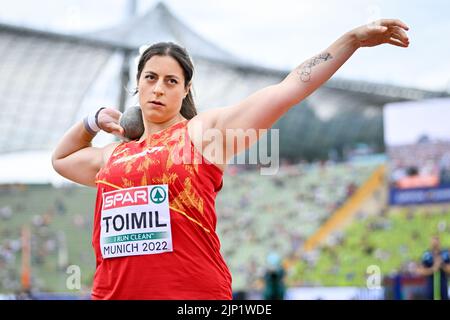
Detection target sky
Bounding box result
[0,0,449,92]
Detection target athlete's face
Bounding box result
[138,55,189,123]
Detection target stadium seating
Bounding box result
[289,206,450,287]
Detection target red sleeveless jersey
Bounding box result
[92,119,232,299]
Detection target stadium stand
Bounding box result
[290,205,450,287]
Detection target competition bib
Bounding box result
[100,185,173,259]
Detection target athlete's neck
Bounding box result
[141,115,186,139]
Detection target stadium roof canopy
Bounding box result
[85,2,247,65]
[0,23,114,154]
[0,2,261,156]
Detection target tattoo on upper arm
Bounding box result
[296,52,333,82]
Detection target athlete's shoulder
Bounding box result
[101,141,124,166]
[189,108,224,130]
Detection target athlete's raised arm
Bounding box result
[210,19,409,160]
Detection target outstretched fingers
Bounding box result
[379,18,409,31]
[386,26,409,47]
[387,37,409,48]
[390,26,409,43]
